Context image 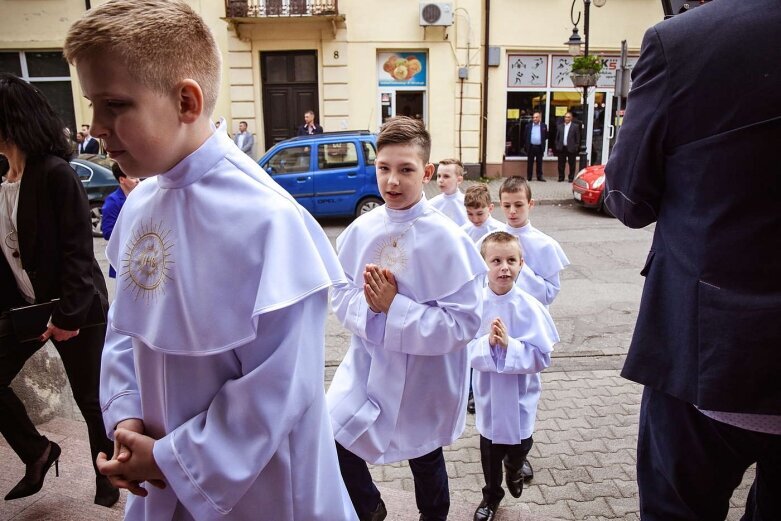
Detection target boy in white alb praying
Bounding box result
[461,184,504,243]
[429,158,468,226]
[327,117,486,521]
[65,2,357,520]
[469,232,559,521]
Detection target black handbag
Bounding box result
[8,294,106,343]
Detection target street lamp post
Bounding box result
[565,0,605,169]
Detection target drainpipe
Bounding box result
[480,0,490,177]
[85,0,91,9]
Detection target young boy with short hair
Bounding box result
[430,158,468,226]
[64,2,357,520]
[469,232,559,521]
[327,117,486,521]
[497,177,569,306]
[461,184,504,242]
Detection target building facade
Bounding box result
[1,0,662,175]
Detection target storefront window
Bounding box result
[377,52,427,126]
[505,92,546,157]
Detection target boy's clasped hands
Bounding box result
[363,264,397,314]
[95,419,166,497]
[489,318,509,349]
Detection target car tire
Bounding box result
[90,203,103,237]
[355,196,383,218]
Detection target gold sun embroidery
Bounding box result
[373,237,408,273]
[121,220,174,302]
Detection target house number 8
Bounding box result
[333,51,340,59]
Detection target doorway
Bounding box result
[378,89,426,125]
[261,51,319,150]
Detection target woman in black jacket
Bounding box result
[0,73,118,507]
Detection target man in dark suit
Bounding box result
[604,1,781,519]
[523,112,547,181]
[78,132,99,154]
[297,110,323,136]
[554,112,580,182]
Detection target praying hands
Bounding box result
[96,419,166,497]
[363,264,397,314]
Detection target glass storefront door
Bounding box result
[378,89,427,125]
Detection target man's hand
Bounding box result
[489,318,509,349]
[363,264,398,314]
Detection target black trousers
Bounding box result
[479,435,533,505]
[336,442,450,520]
[637,387,781,521]
[526,145,544,180]
[0,324,112,475]
[557,151,577,181]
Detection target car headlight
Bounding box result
[592,176,606,189]
[574,169,587,180]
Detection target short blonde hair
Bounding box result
[64,0,222,116]
[438,158,464,177]
[480,231,523,260]
[499,176,532,202]
[377,116,431,163]
[464,184,492,209]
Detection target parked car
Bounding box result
[258,131,383,219]
[572,164,612,216]
[70,155,118,236]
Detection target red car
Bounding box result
[572,164,612,216]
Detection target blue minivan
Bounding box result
[258,131,383,219]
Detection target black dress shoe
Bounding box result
[467,394,476,414]
[521,458,534,482]
[504,462,524,498]
[94,475,120,508]
[558,178,565,182]
[361,498,387,521]
[568,177,574,182]
[537,178,547,182]
[473,499,500,521]
[4,441,61,501]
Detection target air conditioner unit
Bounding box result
[419,2,453,26]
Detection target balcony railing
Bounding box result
[225,0,339,18]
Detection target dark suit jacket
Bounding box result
[523,123,547,155]
[80,137,99,155]
[555,122,581,154]
[604,0,781,414]
[297,123,323,136]
[0,155,108,330]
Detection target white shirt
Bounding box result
[563,123,571,145]
[461,216,504,243]
[101,131,356,521]
[504,222,570,305]
[327,196,486,464]
[469,284,559,444]
[430,190,469,226]
[0,180,34,302]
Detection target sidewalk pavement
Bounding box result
[423,177,574,206]
[1,364,755,521]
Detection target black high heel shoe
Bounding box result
[4,441,61,501]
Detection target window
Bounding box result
[318,142,358,170]
[362,141,376,166]
[505,92,546,157]
[266,146,311,174]
[0,51,76,133]
[70,162,93,182]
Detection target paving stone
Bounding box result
[576,480,622,501]
[605,496,640,517]
[548,466,591,487]
[539,483,586,503]
[528,499,574,519]
[566,497,614,518]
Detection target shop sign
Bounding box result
[551,55,639,89]
[507,55,548,88]
[378,52,427,87]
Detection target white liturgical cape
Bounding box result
[430,190,469,226]
[327,196,486,464]
[503,222,569,305]
[101,131,357,521]
[461,216,505,243]
[469,285,559,444]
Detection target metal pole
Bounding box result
[578,0,591,169]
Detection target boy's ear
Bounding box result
[423,162,436,183]
[529,198,536,209]
[175,79,204,123]
[488,203,495,211]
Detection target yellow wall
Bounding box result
[2,0,663,168]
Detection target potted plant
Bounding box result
[227,0,248,17]
[570,55,603,87]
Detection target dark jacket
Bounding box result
[523,122,547,154]
[79,137,100,155]
[555,122,581,154]
[297,123,323,136]
[0,155,108,329]
[604,0,781,414]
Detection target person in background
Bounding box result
[554,112,580,183]
[101,162,138,278]
[297,110,323,136]
[233,120,254,157]
[523,112,547,182]
[0,72,118,508]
